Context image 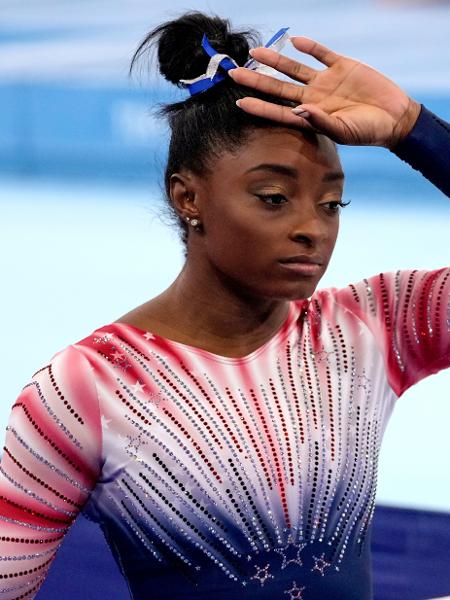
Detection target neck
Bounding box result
[152,259,290,351]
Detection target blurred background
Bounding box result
[0,1,449,598]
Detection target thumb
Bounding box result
[292,104,345,141]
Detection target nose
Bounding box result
[289,205,330,247]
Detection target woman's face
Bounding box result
[181,126,344,301]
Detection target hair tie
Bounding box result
[179,27,290,96]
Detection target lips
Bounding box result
[279,255,323,265]
[278,255,323,277]
[278,261,322,276]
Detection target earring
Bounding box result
[185,216,201,229]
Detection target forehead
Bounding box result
[212,127,342,180]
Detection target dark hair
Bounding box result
[130,12,296,254]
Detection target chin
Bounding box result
[285,273,323,297]
[262,280,320,302]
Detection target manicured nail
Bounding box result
[236,99,242,107]
[228,69,236,78]
[292,107,310,118]
[249,49,255,57]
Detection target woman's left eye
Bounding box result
[321,199,352,213]
[256,194,288,207]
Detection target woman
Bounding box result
[0,12,448,600]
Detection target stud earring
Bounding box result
[184,216,201,229]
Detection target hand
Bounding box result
[229,37,422,149]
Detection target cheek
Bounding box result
[204,211,272,277]
[208,220,267,263]
[329,220,340,250]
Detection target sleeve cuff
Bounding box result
[390,104,450,197]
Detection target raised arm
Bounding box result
[391,105,450,197]
[0,346,102,599]
[229,37,450,196]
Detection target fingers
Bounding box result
[246,47,318,83]
[289,36,340,67]
[235,97,315,130]
[229,68,306,103]
[236,98,347,143]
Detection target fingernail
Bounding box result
[249,49,255,57]
[236,99,242,107]
[228,69,236,78]
[292,107,310,118]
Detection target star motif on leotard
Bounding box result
[284,580,306,599]
[274,540,306,570]
[311,553,331,576]
[93,333,114,344]
[143,332,155,341]
[130,380,146,395]
[310,347,335,364]
[250,563,274,587]
[100,415,112,430]
[147,391,165,406]
[125,432,147,459]
[358,321,368,336]
[355,373,371,391]
[110,349,132,371]
[282,525,299,543]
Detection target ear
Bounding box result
[169,172,201,222]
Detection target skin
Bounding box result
[118,37,423,356]
[229,36,422,148]
[118,126,344,358]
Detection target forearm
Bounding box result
[390,105,450,197]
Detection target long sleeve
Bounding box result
[390,105,450,197]
[0,345,102,599]
[334,268,450,398]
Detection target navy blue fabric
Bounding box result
[391,104,450,197]
[35,506,450,599]
[107,529,373,600]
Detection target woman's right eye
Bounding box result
[256,194,288,207]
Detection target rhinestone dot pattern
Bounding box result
[0,268,448,599]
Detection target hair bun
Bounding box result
[131,12,259,86]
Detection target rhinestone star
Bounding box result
[284,581,305,599]
[355,374,371,391]
[310,348,335,364]
[147,391,164,406]
[143,332,155,341]
[250,563,274,587]
[311,553,331,576]
[125,432,147,459]
[274,541,306,570]
[93,333,114,344]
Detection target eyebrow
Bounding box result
[245,163,345,182]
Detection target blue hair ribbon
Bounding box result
[179,27,290,96]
